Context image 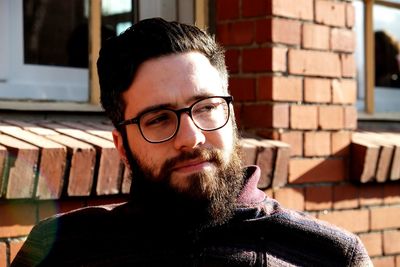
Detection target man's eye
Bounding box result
[144,113,172,126]
[194,103,219,114]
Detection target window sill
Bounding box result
[0,101,103,112]
[358,111,400,122]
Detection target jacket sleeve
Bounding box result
[11,218,56,267]
[349,235,373,267]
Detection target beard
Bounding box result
[123,131,244,229]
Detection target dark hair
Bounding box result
[97,17,228,128]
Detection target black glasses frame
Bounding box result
[118,95,233,143]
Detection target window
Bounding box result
[0,0,207,107]
[355,0,400,114]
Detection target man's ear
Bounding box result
[112,129,128,166]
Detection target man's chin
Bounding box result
[169,166,218,199]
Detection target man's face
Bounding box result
[113,52,243,204]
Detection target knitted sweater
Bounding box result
[12,166,372,267]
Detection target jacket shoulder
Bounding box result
[11,202,127,267]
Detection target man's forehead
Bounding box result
[122,52,225,115]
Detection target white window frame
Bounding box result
[0,0,89,102]
[356,0,400,114]
[0,0,208,108]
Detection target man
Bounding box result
[12,18,371,266]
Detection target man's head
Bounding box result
[97,18,243,227]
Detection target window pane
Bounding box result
[374,4,400,89]
[102,0,135,35]
[23,0,88,68]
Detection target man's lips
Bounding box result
[172,159,212,173]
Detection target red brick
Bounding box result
[46,134,96,196]
[259,130,303,156]
[351,135,380,183]
[331,131,351,157]
[0,203,36,238]
[346,3,355,28]
[318,105,344,130]
[305,186,333,211]
[344,106,358,129]
[255,141,276,189]
[242,103,289,129]
[304,131,331,156]
[371,206,400,230]
[38,200,85,220]
[304,78,331,103]
[289,158,346,184]
[271,0,313,20]
[372,257,395,267]
[280,131,303,157]
[359,232,382,257]
[10,240,24,263]
[242,0,270,17]
[0,124,67,199]
[333,184,359,210]
[243,47,287,73]
[315,0,346,27]
[384,184,400,205]
[332,79,357,104]
[318,209,369,233]
[0,242,6,267]
[274,187,305,211]
[58,121,113,141]
[258,76,302,102]
[331,28,356,53]
[216,0,239,20]
[341,54,356,78]
[0,134,39,199]
[225,49,240,73]
[302,24,330,50]
[217,21,254,46]
[42,122,122,195]
[290,105,318,130]
[229,77,256,101]
[360,185,384,207]
[239,138,258,166]
[289,49,341,77]
[256,18,301,45]
[263,139,290,188]
[383,230,400,254]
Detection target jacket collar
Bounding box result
[237,166,266,206]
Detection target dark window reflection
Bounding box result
[23,0,134,68]
[375,30,400,88]
[23,0,88,68]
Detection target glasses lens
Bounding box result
[140,110,178,142]
[192,97,229,130]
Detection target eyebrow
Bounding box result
[134,93,216,118]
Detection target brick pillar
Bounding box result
[216,0,357,207]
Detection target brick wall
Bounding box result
[216,0,400,265]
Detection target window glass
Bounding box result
[354,0,400,112]
[23,0,88,68]
[374,4,400,89]
[374,3,400,112]
[101,0,134,35]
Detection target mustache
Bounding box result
[159,148,224,179]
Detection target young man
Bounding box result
[12,18,371,267]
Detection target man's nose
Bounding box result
[173,113,205,151]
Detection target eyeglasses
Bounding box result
[118,96,233,143]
